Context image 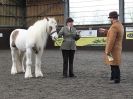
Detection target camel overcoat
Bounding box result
[105,21,124,65]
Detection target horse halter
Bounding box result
[49,25,58,36]
[50,30,57,36]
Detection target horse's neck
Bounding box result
[40,30,48,41]
[28,20,48,45]
[35,20,48,38]
[41,24,48,40]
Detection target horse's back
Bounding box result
[10,29,27,39]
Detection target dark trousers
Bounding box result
[110,65,120,81]
[62,50,75,76]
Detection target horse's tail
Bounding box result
[10,29,19,48]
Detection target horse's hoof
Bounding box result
[11,71,17,75]
[11,69,17,75]
[25,74,33,78]
[35,73,43,78]
[25,75,33,79]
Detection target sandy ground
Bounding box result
[0,49,133,99]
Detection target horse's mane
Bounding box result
[27,18,48,36]
[27,17,56,37]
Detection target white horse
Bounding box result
[10,17,58,78]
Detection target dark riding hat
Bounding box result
[66,17,74,24]
[108,11,119,18]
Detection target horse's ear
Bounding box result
[43,17,49,21]
[46,17,49,21]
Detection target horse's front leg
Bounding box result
[35,49,43,77]
[25,48,33,78]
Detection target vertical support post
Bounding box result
[63,0,69,25]
[18,0,26,28]
[119,0,124,23]
[21,0,26,28]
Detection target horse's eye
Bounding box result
[49,26,52,32]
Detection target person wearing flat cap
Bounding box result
[58,17,80,78]
[99,11,124,83]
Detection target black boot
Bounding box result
[114,66,120,84]
[110,65,115,80]
[69,64,76,77]
[63,63,68,78]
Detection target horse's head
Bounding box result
[45,17,58,40]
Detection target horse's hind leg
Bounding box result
[35,49,43,77]
[11,48,18,74]
[16,51,25,73]
[25,48,33,78]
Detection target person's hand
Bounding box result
[99,28,106,33]
[105,52,110,55]
[52,35,58,41]
[51,32,58,41]
[76,30,81,35]
[52,36,57,41]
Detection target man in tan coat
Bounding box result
[99,11,124,83]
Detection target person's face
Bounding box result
[67,22,73,27]
[108,18,113,24]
